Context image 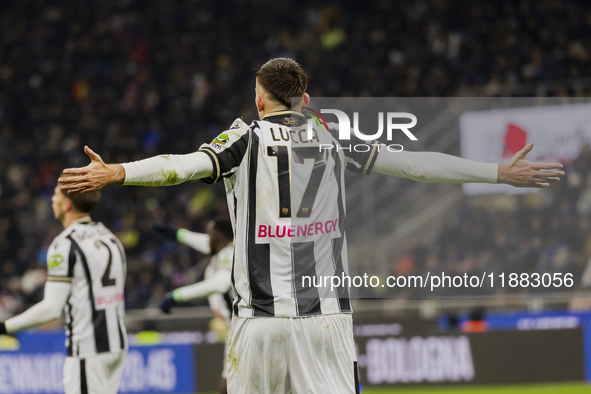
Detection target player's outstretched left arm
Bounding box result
[60,118,250,193]
[373,142,563,188]
[59,146,214,193]
[0,281,71,335]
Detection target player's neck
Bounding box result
[62,212,92,229]
[262,106,303,119]
[261,106,288,118]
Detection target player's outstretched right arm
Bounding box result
[59,146,214,193]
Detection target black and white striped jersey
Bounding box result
[47,219,127,356]
[199,111,379,318]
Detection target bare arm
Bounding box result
[59,146,214,193]
[4,281,71,333]
[373,142,563,188]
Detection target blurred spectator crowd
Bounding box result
[385,145,591,297]
[0,0,590,316]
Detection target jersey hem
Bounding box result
[47,275,73,282]
[234,311,353,318]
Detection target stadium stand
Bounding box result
[0,0,590,315]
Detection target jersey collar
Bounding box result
[72,216,93,225]
[262,110,307,127]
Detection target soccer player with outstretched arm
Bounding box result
[1,178,127,394]
[58,58,563,393]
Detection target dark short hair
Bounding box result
[256,58,308,108]
[212,217,234,241]
[59,173,101,213]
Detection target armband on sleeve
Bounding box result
[198,118,251,183]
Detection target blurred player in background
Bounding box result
[58,58,564,393]
[0,176,127,394]
[154,217,233,394]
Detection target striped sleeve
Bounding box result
[198,118,251,184]
[47,237,75,282]
[326,122,380,175]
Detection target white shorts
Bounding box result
[63,350,126,394]
[227,314,359,394]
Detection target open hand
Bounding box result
[498,143,564,188]
[58,146,125,193]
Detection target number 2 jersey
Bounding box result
[199,110,379,318]
[47,219,127,357]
